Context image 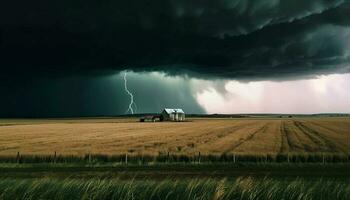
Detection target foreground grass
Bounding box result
[0,177,349,200]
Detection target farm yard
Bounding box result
[0,117,349,156]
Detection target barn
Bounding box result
[161,108,185,122]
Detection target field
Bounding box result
[0,117,350,156]
[1,117,350,199]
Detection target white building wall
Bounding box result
[161,109,185,121]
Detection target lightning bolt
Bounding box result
[123,71,137,114]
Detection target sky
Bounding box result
[194,73,350,114]
[1,0,350,117]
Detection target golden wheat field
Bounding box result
[0,117,350,155]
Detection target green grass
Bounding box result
[1,153,349,164]
[1,162,349,199]
[1,163,350,183]
[0,177,349,200]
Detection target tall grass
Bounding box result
[0,153,349,164]
[0,177,349,200]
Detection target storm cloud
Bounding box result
[1,0,350,79]
[1,0,350,117]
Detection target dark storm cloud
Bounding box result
[1,0,350,79]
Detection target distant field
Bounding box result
[0,117,350,155]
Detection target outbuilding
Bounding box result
[140,115,161,122]
[160,108,185,122]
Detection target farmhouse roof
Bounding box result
[163,108,185,114]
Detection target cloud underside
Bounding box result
[1,0,350,79]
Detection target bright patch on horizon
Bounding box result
[195,74,350,114]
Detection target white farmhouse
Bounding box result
[161,108,185,122]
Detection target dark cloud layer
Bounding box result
[1,1,350,117]
[1,0,350,79]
